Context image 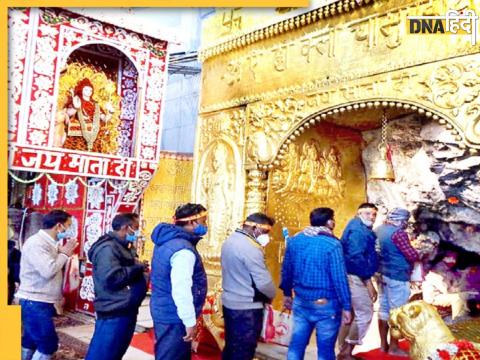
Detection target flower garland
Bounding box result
[8,170,130,190]
[428,340,480,360]
[8,171,45,184]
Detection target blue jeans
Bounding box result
[287,298,341,360]
[378,275,410,321]
[20,299,59,355]
[222,306,263,360]
[85,313,138,360]
[153,321,191,360]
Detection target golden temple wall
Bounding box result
[194,0,480,300]
[140,154,193,262]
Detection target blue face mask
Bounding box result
[126,229,140,243]
[126,234,136,242]
[193,224,208,237]
[57,231,68,241]
[57,224,72,241]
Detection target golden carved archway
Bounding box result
[267,98,469,170]
[194,1,480,347]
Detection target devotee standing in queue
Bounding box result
[337,203,379,360]
[17,210,78,360]
[280,207,352,360]
[221,213,277,360]
[86,213,148,360]
[8,225,21,305]
[376,208,419,356]
[150,203,208,360]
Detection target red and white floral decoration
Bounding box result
[8,8,168,180]
[428,340,480,360]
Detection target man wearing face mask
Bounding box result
[280,207,351,360]
[337,203,379,360]
[376,207,419,356]
[17,210,78,360]
[150,203,208,360]
[221,212,276,360]
[86,213,147,360]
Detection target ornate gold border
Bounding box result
[198,0,377,61]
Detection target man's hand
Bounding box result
[283,296,293,311]
[342,310,352,325]
[183,325,197,342]
[365,279,378,303]
[59,238,78,257]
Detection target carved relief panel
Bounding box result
[193,109,246,272]
[417,59,480,147]
[246,97,307,167]
[270,139,345,202]
[241,54,480,155]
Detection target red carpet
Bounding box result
[130,330,154,354]
[131,330,409,360]
[130,329,221,360]
[355,341,410,359]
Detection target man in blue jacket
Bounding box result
[337,203,379,360]
[376,208,418,356]
[150,203,208,360]
[280,207,352,360]
[86,213,148,360]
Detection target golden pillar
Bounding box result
[244,169,268,216]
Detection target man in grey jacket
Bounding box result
[221,212,276,360]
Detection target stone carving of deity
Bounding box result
[298,141,320,193]
[56,78,115,152]
[323,147,345,197]
[272,138,345,203]
[273,142,299,193]
[201,142,234,255]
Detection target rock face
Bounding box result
[363,114,480,254]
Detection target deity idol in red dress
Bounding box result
[57,78,114,153]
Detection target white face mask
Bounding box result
[359,216,374,228]
[256,234,270,247]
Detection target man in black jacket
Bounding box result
[8,225,21,305]
[85,213,147,360]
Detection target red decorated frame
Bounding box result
[8,8,169,181]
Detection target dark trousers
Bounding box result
[222,306,264,360]
[153,321,191,360]
[8,281,15,305]
[20,299,59,355]
[85,313,138,360]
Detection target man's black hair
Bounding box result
[245,212,275,226]
[174,203,207,226]
[42,210,71,229]
[112,213,139,231]
[358,202,378,210]
[310,207,334,227]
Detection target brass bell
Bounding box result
[370,109,395,181]
[370,145,395,181]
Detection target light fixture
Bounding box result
[370,109,395,181]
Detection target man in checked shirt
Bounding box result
[376,208,419,356]
[280,207,352,360]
